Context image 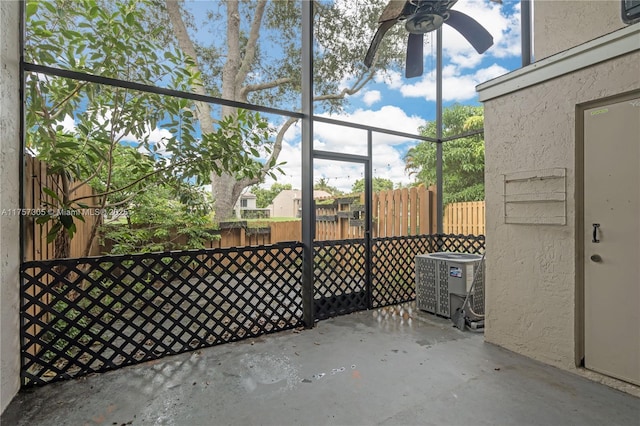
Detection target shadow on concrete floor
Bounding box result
[3,303,639,426]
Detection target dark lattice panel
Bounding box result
[20,242,303,387]
[19,234,485,387]
[313,240,367,320]
[433,234,485,254]
[371,235,434,308]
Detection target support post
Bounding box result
[521,0,532,66]
[301,0,315,327]
[436,28,444,236]
[365,131,373,309]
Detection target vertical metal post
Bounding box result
[436,28,444,235]
[521,0,532,66]
[19,0,27,373]
[19,0,26,264]
[301,0,315,327]
[365,130,373,309]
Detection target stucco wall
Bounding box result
[534,0,625,60]
[481,50,640,373]
[0,0,21,414]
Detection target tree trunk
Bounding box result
[54,173,71,259]
[164,1,372,221]
[54,230,70,260]
[166,0,245,221]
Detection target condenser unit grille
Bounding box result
[438,261,450,317]
[471,264,484,315]
[415,257,437,313]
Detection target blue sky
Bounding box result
[53,0,523,195]
[262,0,523,193]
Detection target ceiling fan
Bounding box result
[364,0,494,78]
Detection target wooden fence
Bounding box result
[24,156,101,261]
[24,155,103,355]
[149,184,437,249]
[315,185,436,241]
[25,156,482,260]
[443,200,485,235]
[372,185,436,238]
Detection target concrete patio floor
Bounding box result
[3,302,639,426]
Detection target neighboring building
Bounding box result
[233,192,262,219]
[477,0,639,392]
[269,190,332,218]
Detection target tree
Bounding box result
[251,183,292,209]
[25,0,271,258]
[100,182,215,255]
[314,178,342,196]
[164,0,408,220]
[351,177,394,194]
[404,104,485,204]
[26,0,414,257]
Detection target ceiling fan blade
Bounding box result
[405,32,423,78]
[445,9,494,54]
[378,0,409,23]
[364,19,397,68]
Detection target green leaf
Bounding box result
[46,222,62,243]
[42,187,61,202]
[26,2,38,19]
[60,213,74,229]
[55,141,79,149]
[42,1,56,14]
[66,222,77,238]
[35,214,51,225]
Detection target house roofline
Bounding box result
[477,24,640,102]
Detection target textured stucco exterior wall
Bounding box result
[0,0,21,414]
[482,51,640,372]
[534,0,625,60]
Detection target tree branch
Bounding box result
[72,157,186,203]
[239,77,293,102]
[165,0,216,134]
[237,116,298,189]
[68,158,106,194]
[48,81,88,120]
[235,0,267,88]
[235,68,377,188]
[313,69,376,102]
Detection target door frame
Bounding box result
[575,89,640,368]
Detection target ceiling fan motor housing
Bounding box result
[405,12,444,33]
[404,0,459,33]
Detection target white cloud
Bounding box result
[147,127,173,144]
[399,63,508,102]
[362,90,381,106]
[261,106,424,192]
[315,105,424,148]
[59,114,76,133]
[443,0,521,61]
[374,69,404,89]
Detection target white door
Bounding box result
[584,96,640,385]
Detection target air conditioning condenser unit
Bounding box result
[415,252,484,318]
